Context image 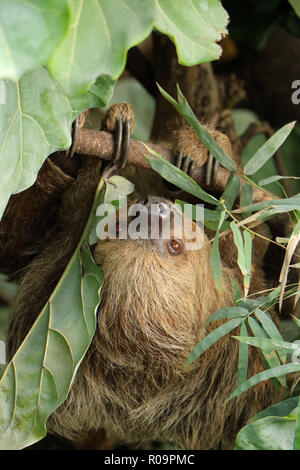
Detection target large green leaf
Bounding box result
[0,244,103,449]
[0,0,69,80]
[234,416,296,450]
[0,68,115,221]
[154,0,228,65]
[0,175,132,449]
[48,0,228,95]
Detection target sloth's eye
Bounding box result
[167,239,184,255]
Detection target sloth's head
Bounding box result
[92,197,232,367]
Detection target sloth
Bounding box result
[6,104,279,450]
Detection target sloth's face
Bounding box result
[96,196,204,259]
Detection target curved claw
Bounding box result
[205,153,220,186]
[113,118,123,165]
[113,118,131,169]
[120,119,131,169]
[182,154,191,174]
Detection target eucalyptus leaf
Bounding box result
[209,211,226,291]
[0,0,69,80]
[247,317,286,387]
[206,306,249,324]
[244,122,296,176]
[186,317,244,367]
[232,335,300,357]
[250,396,300,422]
[157,84,236,171]
[258,175,300,187]
[237,321,249,387]
[227,363,300,402]
[144,146,219,205]
[219,172,240,211]
[255,309,286,363]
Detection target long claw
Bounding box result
[113,118,123,164]
[205,153,214,186]
[188,160,196,176]
[176,150,184,168]
[182,154,191,174]
[120,119,131,169]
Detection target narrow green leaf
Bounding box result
[186,317,244,367]
[228,363,300,401]
[244,122,296,176]
[237,322,249,387]
[219,172,240,211]
[232,194,300,221]
[206,307,248,325]
[250,396,300,423]
[294,395,300,450]
[230,221,245,271]
[243,230,252,296]
[248,317,286,387]
[292,315,300,328]
[157,84,236,171]
[233,335,300,357]
[144,146,219,206]
[240,183,253,218]
[259,175,300,187]
[209,211,226,291]
[255,309,286,364]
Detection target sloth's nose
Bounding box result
[145,197,170,219]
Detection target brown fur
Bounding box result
[6,105,280,450]
[7,165,279,449]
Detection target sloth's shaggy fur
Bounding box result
[7,154,279,449]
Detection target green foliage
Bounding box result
[0,0,229,221]
[0,175,133,449]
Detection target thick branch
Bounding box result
[75,127,277,205]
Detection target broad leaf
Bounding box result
[0,174,128,449]
[234,416,296,450]
[0,0,69,80]
[0,68,115,221]
[154,0,228,65]
[48,0,228,95]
